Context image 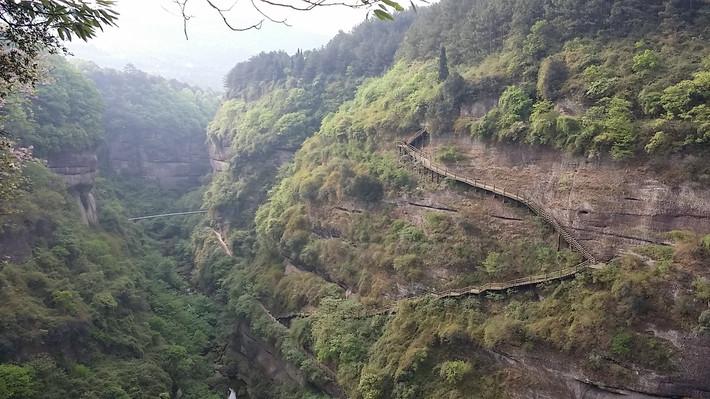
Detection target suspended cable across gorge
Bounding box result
[128,210,208,221]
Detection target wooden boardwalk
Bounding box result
[276,130,602,322]
[398,129,596,263]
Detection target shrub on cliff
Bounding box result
[347,174,384,203]
[435,145,464,163]
[537,57,568,100]
[438,360,472,385]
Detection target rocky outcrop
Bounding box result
[47,150,99,226]
[554,97,586,116]
[208,136,234,173]
[105,134,210,189]
[225,322,305,389]
[222,322,345,398]
[429,136,710,260]
[460,96,498,119]
[496,329,710,398]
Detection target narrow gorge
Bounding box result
[1,1,709,398]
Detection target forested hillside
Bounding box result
[1,0,709,398]
[195,0,710,398]
[0,60,223,398]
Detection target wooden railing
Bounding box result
[277,129,601,322]
[398,131,596,263]
[278,260,591,321]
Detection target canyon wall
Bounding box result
[207,136,234,173]
[429,135,710,260]
[105,134,210,190]
[47,149,99,226]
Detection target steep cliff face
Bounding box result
[497,331,710,399]
[430,135,710,260]
[105,134,210,190]
[207,136,234,173]
[47,150,99,226]
[221,322,345,399]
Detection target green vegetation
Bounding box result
[205,52,581,397]
[1,57,103,156]
[194,1,710,397]
[3,0,709,397]
[0,58,222,396]
[0,0,117,98]
[81,62,219,152]
[438,360,472,384]
[396,0,710,160]
[0,163,221,398]
[224,13,415,100]
[466,43,709,159]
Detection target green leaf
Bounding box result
[373,9,394,21]
[381,0,404,12]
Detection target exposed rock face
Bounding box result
[497,329,710,398]
[429,136,710,260]
[105,134,210,189]
[460,96,498,119]
[227,322,304,388]
[47,150,99,226]
[224,322,345,398]
[208,136,234,173]
[554,97,586,116]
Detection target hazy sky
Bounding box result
[68,0,372,89]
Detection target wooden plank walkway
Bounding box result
[276,130,603,322]
[277,260,593,321]
[399,129,596,263]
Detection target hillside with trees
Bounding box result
[0,60,222,397]
[1,0,709,398]
[194,0,710,397]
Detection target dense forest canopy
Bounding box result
[399,0,709,63]
[1,57,104,156]
[0,57,219,160]
[0,59,221,398]
[81,63,219,143]
[224,12,416,99]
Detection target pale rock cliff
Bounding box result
[105,134,210,189]
[430,135,710,260]
[47,150,99,226]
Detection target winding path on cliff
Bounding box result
[276,130,604,322]
[399,129,597,263]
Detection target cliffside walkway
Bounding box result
[278,260,595,321]
[398,129,597,263]
[277,130,602,322]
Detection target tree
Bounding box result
[438,46,449,81]
[537,57,568,100]
[438,360,472,385]
[0,0,118,98]
[0,137,31,208]
[0,364,35,399]
[592,97,637,160]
